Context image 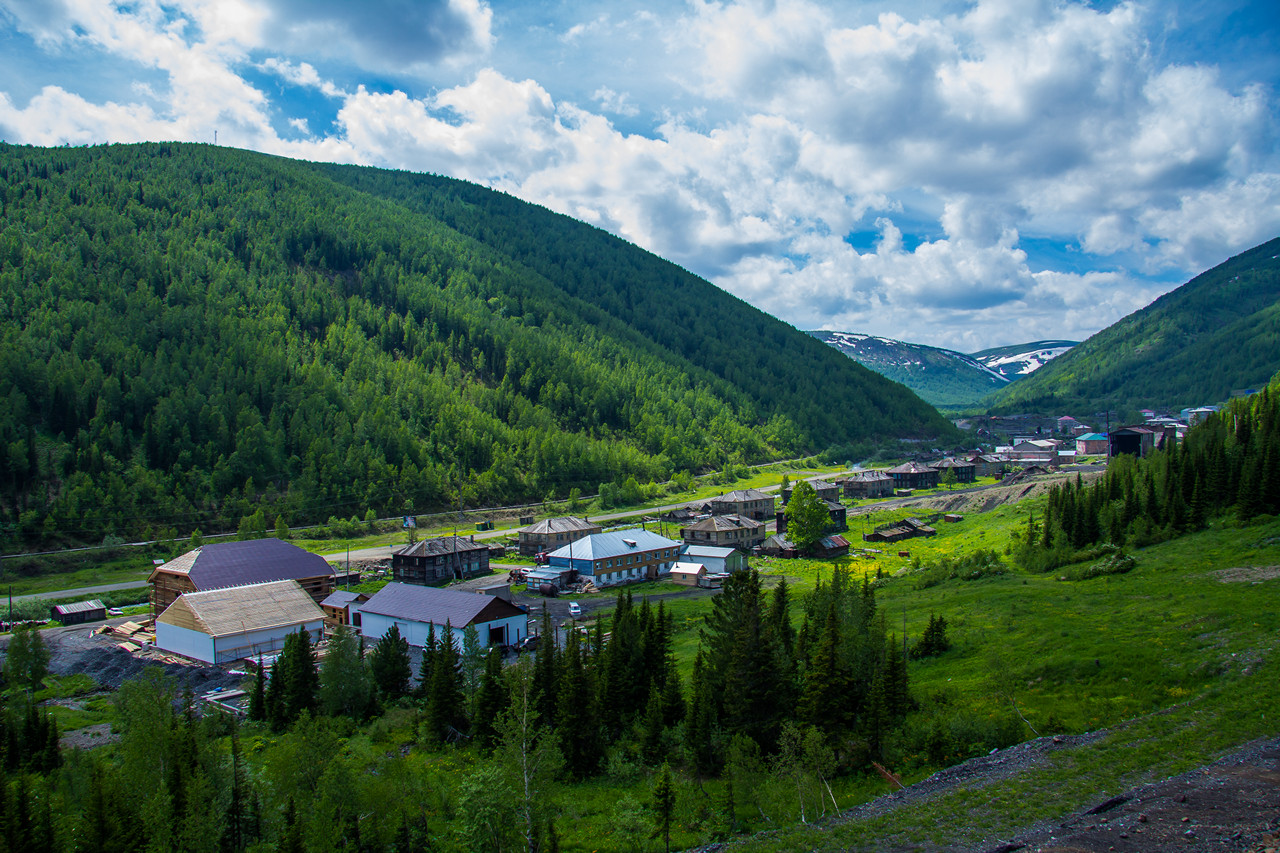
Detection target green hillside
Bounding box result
[0,143,951,548]
[985,237,1280,414]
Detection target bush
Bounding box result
[912,550,1006,589]
[1064,548,1137,581]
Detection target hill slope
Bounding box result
[0,143,952,547]
[985,237,1280,414]
[808,331,1010,407]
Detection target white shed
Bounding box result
[356,582,527,649]
[155,580,325,664]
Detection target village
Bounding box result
[47,402,1220,715]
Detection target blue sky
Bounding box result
[1,0,1277,350]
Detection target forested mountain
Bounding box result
[985,237,1280,415]
[808,330,1009,407]
[0,143,952,548]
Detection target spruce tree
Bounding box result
[369,624,412,703]
[248,655,267,722]
[651,762,677,853]
[555,629,600,778]
[473,648,508,753]
[424,622,464,745]
[685,651,717,777]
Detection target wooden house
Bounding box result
[708,489,774,521]
[516,516,602,556]
[930,457,976,484]
[679,513,766,549]
[51,599,106,625]
[148,538,334,618]
[776,499,847,535]
[887,462,939,490]
[393,536,490,585]
[669,562,708,586]
[840,470,894,499]
[320,590,370,628]
[780,478,840,504]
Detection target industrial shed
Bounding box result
[155,580,325,664]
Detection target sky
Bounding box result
[1,0,1278,352]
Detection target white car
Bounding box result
[567,601,582,618]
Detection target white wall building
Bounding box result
[155,579,325,664]
[356,582,527,648]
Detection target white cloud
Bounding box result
[259,57,346,98]
[0,0,1276,351]
[256,0,492,72]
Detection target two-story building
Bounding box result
[840,470,894,499]
[545,529,681,587]
[707,488,775,521]
[392,536,490,585]
[887,461,940,490]
[780,478,840,504]
[516,516,603,556]
[679,514,766,549]
[930,457,976,484]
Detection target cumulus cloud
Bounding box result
[257,0,492,72]
[0,0,1276,350]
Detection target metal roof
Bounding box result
[396,536,488,558]
[682,514,762,532]
[546,528,680,561]
[887,461,936,474]
[711,488,773,502]
[149,538,333,591]
[321,590,368,609]
[681,545,737,559]
[520,516,599,535]
[357,582,523,627]
[52,599,106,616]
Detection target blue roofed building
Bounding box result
[546,528,681,587]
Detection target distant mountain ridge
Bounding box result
[984,236,1280,415]
[970,340,1079,380]
[808,331,1074,408]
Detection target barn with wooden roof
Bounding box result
[154,580,326,664]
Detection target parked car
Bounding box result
[567,601,582,618]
